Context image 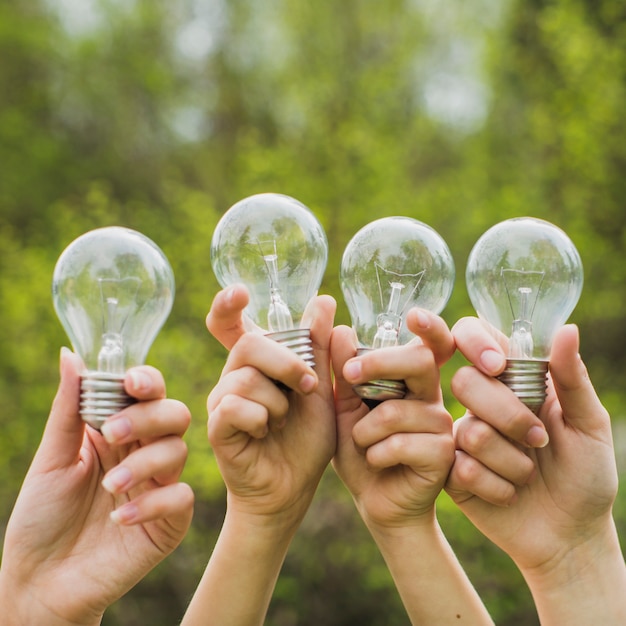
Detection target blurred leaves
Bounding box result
[1,1,625,624]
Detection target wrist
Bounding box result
[358,504,437,542]
[0,570,102,626]
[225,491,313,538]
[519,519,626,625]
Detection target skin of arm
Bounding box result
[446,318,626,626]
[180,284,337,626]
[330,309,494,625]
[0,350,194,626]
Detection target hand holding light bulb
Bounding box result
[210,193,328,368]
[0,347,193,626]
[340,216,455,404]
[52,226,175,429]
[465,217,583,413]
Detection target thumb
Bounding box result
[548,324,609,433]
[39,347,86,467]
[206,284,251,350]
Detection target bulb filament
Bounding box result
[372,265,425,349]
[259,241,294,332]
[96,278,140,373]
[501,269,544,359]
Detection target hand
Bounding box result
[446,318,617,566]
[206,284,337,528]
[446,318,625,624]
[180,286,337,626]
[329,310,494,625]
[0,350,194,626]
[331,308,456,531]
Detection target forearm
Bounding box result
[364,511,494,625]
[180,510,300,626]
[520,519,626,626]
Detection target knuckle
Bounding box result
[460,419,494,456]
[452,453,482,487]
[375,401,404,430]
[386,432,411,457]
[430,405,454,432]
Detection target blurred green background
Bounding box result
[1,1,625,624]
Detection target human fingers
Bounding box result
[445,449,518,507]
[405,308,455,366]
[207,366,291,441]
[306,294,337,378]
[123,365,166,401]
[364,432,454,477]
[360,413,454,473]
[39,347,85,467]
[102,435,189,494]
[110,481,194,528]
[221,332,318,395]
[453,414,535,487]
[451,365,549,449]
[548,324,611,434]
[205,284,251,350]
[352,399,452,457]
[452,316,508,376]
[342,341,441,403]
[101,398,191,446]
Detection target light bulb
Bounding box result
[52,226,175,429]
[466,217,583,413]
[340,216,455,403]
[210,193,328,367]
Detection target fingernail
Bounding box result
[525,425,549,448]
[344,360,362,382]
[415,309,430,329]
[101,417,132,444]
[224,285,236,305]
[128,369,151,394]
[102,466,133,493]
[110,502,138,525]
[480,349,506,374]
[299,372,317,394]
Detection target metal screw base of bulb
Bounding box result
[498,359,549,415]
[352,348,407,405]
[266,328,315,369]
[80,372,134,430]
[353,379,407,403]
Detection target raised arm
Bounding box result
[331,309,494,625]
[446,318,626,625]
[181,286,337,626]
[0,350,194,626]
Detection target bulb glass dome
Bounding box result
[340,217,455,403]
[211,193,328,366]
[52,226,175,427]
[340,216,455,350]
[466,217,583,361]
[466,217,583,412]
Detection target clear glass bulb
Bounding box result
[466,217,583,413]
[210,193,328,367]
[340,216,455,403]
[52,226,175,429]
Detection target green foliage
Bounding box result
[1,0,625,624]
